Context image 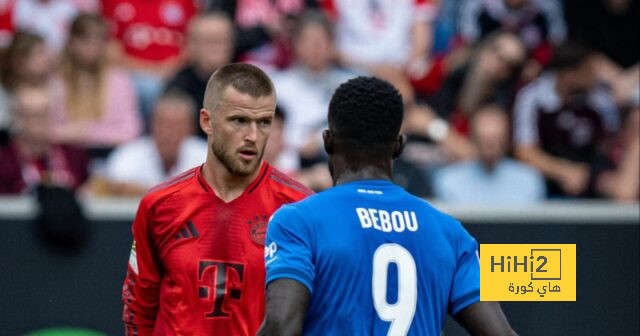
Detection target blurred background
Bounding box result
[0,0,637,335]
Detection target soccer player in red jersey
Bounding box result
[121,63,312,335]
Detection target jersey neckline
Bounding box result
[336,179,396,187]
[196,161,271,203]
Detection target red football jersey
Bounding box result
[122,162,312,335]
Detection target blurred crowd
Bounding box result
[0,0,637,204]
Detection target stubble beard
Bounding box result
[211,134,264,177]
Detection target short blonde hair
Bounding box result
[203,63,275,112]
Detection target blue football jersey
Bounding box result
[265,180,480,336]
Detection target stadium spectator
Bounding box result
[264,108,334,192]
[322,0,436,77]
[262,104,333,193]
[0,31,55,139]
[597,100,640,201]
[458,0,566,65]
[263,106,298,174]
[0,84,88,194]
[565,0,638,69]
[565,0,639,107]
[235,0,306,69]
[51,14,141,153]
[165,12,234,138]
[0,31,52,91]
[391,155,431,198]
[426,31,526,125]
[201,0,309,69]
[513,42,619,198]
[396,103,476,199]
[402,103,476,167]
[97,91,206,197]
[102,0,197,122]
[434,105,545,204]
[12,0,81,53]
[319,0,437,102]
[400,33,525,176]
[272,10,357,163]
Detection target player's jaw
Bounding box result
[212,137,265,177]
[233,144,264,176]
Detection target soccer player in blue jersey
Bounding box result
[257,77,516,336]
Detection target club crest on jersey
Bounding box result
[248,215,269,246]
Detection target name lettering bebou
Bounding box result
[355,208,419,233]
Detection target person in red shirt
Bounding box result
[121,63,312,335]
[0,83,89,194]
[102,0,195,65]
[102,0,197,122]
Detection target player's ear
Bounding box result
[322,129,334,155]
[200,108,213,135]
[392,134,406,159]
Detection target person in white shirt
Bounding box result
[101,91,207,196]
[273,10,358,155]
[271,11,357,191]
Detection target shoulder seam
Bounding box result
[269,174,313,196]
[147,177,199,215]
[147,168,197,194]
[270,168,313,195]
[142,169,199,212]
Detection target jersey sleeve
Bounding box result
[264,205,316,294]
[122,198,163,335]
[448,223,480,315]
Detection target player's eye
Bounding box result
[258,118,272,127]
[230,117,248,125]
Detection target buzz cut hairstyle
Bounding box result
[203,63,275,112]
[328,76,404,145]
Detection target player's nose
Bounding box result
[244,122,258,142]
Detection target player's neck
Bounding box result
[202,159,262,202]
[332,160,393,186]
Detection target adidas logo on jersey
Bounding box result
[175,220,200,240]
